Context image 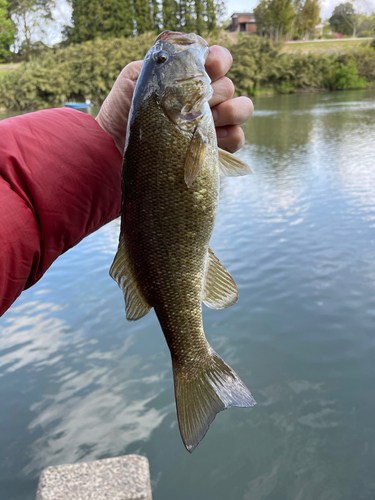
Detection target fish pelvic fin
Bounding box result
[202,247,238,310]
[109,235,152,321]
[174,349,256,453]
[218,148,253,177]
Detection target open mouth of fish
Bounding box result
[176,75,205,83]
[155,31,209,54]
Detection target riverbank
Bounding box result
[0,33,374,110]
[281,37,372,54]
[227,36,375,97]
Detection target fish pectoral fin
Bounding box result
[202,247,239,310]
[184,127,208,188]
[109,235,152,321]
[218,148,253,177]
[174,349,256,453]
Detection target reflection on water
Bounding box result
[1,90,375,500]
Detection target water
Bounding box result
[1,90,375,499]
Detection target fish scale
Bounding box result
[110,31,255,452]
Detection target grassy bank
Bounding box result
[0,34,374,110]
[281,38,372,54]
[0,63,21,78]
[228,36,375,96]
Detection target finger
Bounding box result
[211,97,254,127]
[209,77,234,108]
[216,125,245,153]
[96,61,143,153]
[205,45,233,82]
[115,60,143,92]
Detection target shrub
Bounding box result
[330,61,368,90]
[351,46,375,82]
[0,34,154,110]
[1,33,375,110]
[227,36,282,95]
[326,58,368,89]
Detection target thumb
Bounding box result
[96,61,143,153]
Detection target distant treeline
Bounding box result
[0,34,375,110]
[66,0,225,44]
[0,0,225,63]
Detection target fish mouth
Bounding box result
[176,75,205,83]
[155,31,208,49]
[154,31,209,60]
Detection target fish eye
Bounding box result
[154,50,169,64]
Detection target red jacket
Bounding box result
[0,108,122,316]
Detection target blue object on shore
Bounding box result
[63,100,92,109]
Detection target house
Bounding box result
[226,13,257,33]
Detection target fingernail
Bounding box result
[216,127,228,138]
[211,109,219,123]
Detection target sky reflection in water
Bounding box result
[1,90,375,500]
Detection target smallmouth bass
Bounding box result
[110,31,255,452]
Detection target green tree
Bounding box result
[254,0,295,40]
[193,0,205,33]
[66,0,224,43]
[133,0,152,34]
[329,2,357,36]
[0,0,15,61]
[205,0,225,34]
[180,0,193,30]
[10,0,54,60]
[292,0,303,37]
[254,0,273,36]
[67,0,134,43]
[355,12,375,37]
[159,0,224,33]
[299,0,320,38]
[227,35,282,93]
[150,0,160,31]
[272,0,295,39]
[161,0,178,31]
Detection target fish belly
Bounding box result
[123,97,219,359]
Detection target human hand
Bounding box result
[96,45,254,154]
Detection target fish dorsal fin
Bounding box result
[184,126,208,188]
[202,247,238,310]
[109,235,152,321]
[218,148,253,177]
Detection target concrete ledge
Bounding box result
[35,454,152,500]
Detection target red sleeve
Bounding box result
[0,107,123,316]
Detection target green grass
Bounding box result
[0,63,21,74]
[282,38,371,54]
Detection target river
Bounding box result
[1,90,375,500]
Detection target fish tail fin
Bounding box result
[173,349,256,453]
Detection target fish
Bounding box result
[110,31,256,453]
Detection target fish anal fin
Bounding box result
[109,235,151,321]
[184,127,208,188]
[202,247,238,310]
[174,349,256,453]
[218,148,253,177]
